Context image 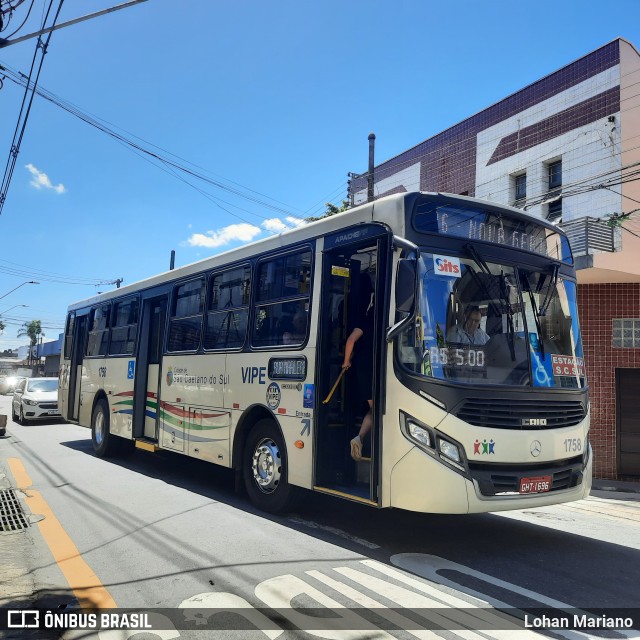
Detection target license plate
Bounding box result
[519,475,552,494]
[48,410,61,415]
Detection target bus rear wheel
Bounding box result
[243,419,297,514]
[91,398,120,457]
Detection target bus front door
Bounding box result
[134,297,167,441]
[315,239,384,506]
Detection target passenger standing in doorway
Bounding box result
[342,273,375,461]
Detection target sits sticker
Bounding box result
[433,255,461,276]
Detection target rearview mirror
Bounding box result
[395,258,416,313]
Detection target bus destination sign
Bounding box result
[413,200,572,263]
[268,357,307,380]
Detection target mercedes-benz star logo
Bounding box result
[530,440,542,457]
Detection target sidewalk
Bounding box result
[591,478,640,494]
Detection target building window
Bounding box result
[546,159,562,221]
[613,319,640,348]
[547,198,562,221]
[514,173,526,206]
[548,160,562,190]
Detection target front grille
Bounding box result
[470,456,584,497]
[39,403,58,410]
[0,489,29,532]
[454,398,585,429]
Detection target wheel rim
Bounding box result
[19,407,24,421]
[94,410,105,446]
[251,437,282,494]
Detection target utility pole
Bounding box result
[367,133,376,203]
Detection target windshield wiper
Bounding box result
[520,271,546,359]
[539,264,559,317]
[464,244,504,319]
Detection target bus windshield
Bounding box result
[398,250,585,388]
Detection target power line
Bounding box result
[0,0,64,218]
[0,64,307,220]
[0,0,148,48]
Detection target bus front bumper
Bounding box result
[390,444,592,514]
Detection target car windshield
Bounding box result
[27,379,58,392]
[397,250,585,388]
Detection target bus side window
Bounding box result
[204,265,251,350]
[168,278,205,352]
[252,250,312,348]
[64,312,75,359]
[86,305,110,357]
[109,298,139,355]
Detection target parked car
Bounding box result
[12,377,61,424]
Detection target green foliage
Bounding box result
[306,199,350,222]
[17,320,43,361]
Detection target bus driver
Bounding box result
[446,305,489,346]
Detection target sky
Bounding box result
[0,0,637,351]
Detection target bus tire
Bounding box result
[243,419,297,514]
[91,398,119,458]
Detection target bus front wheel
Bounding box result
[243,419,297,514]
[91,398,119,457]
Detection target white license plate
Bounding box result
[47,410,61,415]
[519,475,552,494]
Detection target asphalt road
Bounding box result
[0,392,639,640]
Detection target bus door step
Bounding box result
[135,438,159,452]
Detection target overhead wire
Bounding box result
[0,63,308,221]
[1,0,34,37]
[0,0,65,217]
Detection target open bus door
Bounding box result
[315,233,387,506]
[133,296,167,444]
[63,312,88,422]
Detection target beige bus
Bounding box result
[59,192,591,513]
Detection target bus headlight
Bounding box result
[400,412,435,452]
[438,439,461,464]
[408,421,432,448]
[399,412,469,476]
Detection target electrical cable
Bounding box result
[0,0,65,217]
[0,64,307,220]
[1,0,34,37]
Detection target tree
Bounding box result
[17,320,43,365]
[306,199,350,222]
[0,318,4,333]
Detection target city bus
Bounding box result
[59,192,591,514]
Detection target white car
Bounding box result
[12,377,61,424]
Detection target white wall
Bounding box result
[475,67,622,223]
